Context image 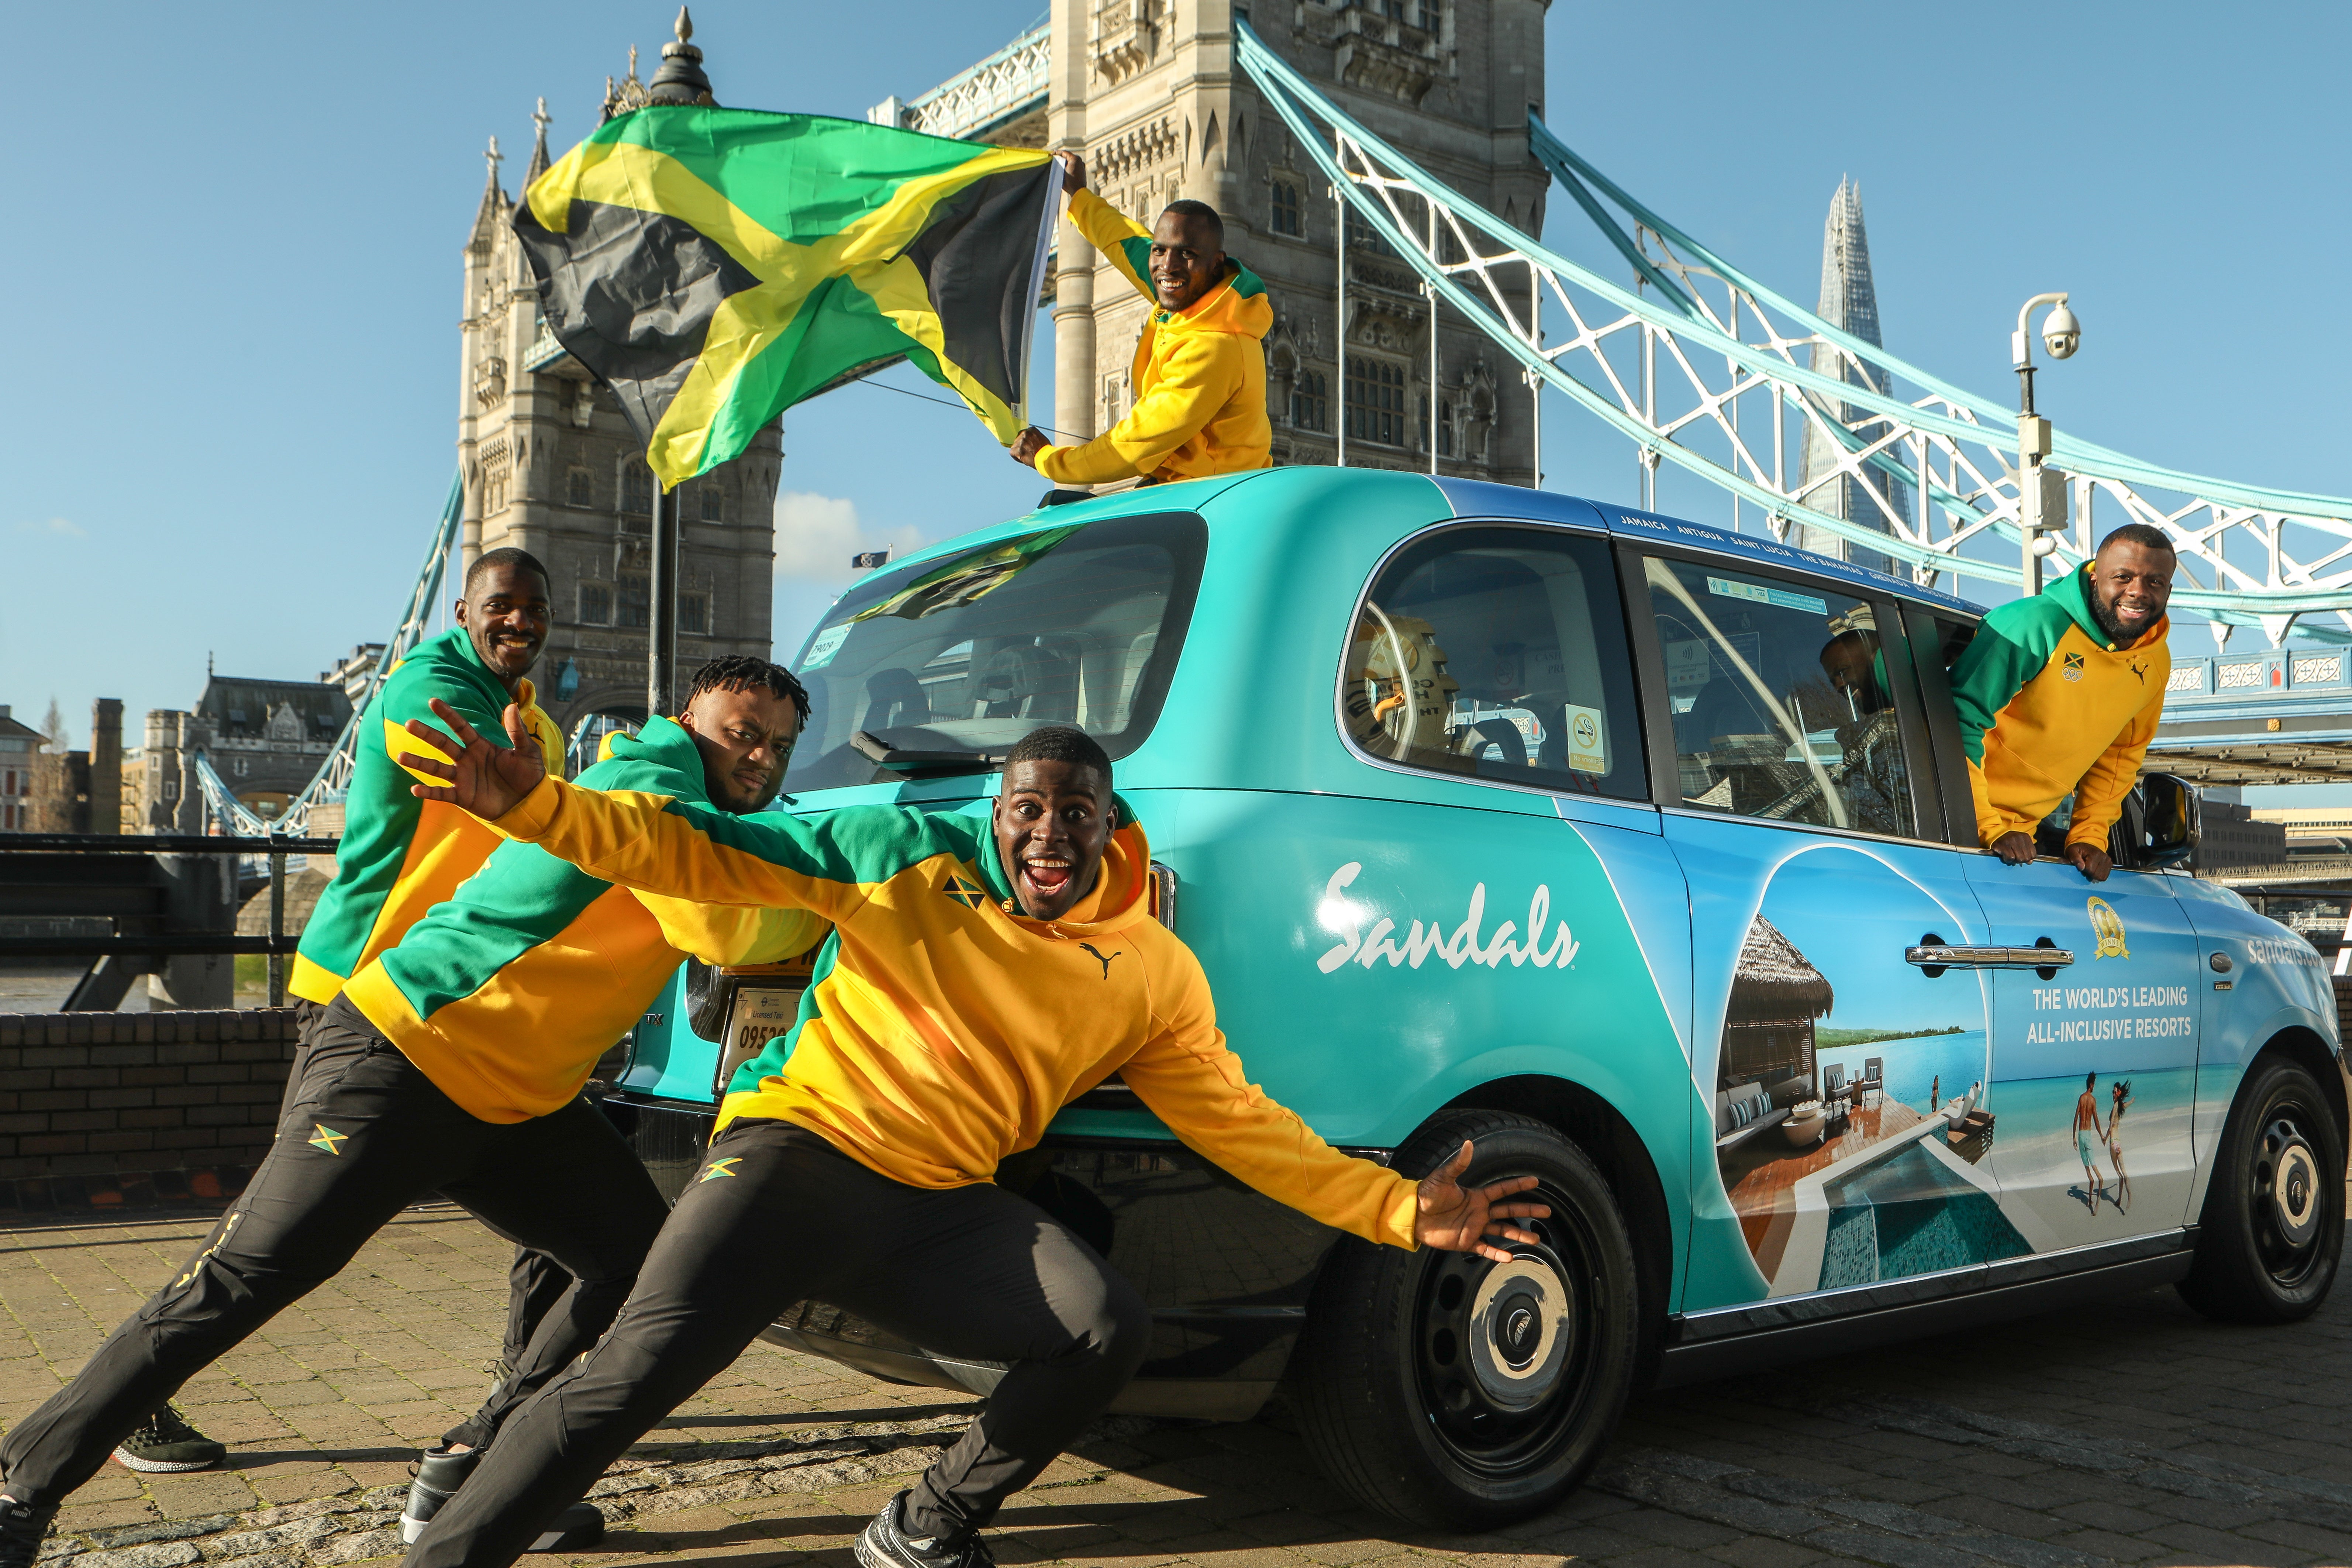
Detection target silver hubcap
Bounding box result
[1465,1251,1574,1411]
[2273,1140,2321,1246]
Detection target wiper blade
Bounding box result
[852,730,1007,774]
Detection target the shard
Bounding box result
[1797,178,1909,579]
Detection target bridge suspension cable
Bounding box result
[194,474,461,840]
[1233,22,2352,646]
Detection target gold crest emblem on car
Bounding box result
[2087,896,2129,960]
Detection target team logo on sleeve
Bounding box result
[943,873,990,910]
[2062,651,2086,683]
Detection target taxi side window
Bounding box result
[1644,555,1918,837]
[1347,526,1645,800]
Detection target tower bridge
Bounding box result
[186,3,2352,846]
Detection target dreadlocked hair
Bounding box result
[685,655,810,725]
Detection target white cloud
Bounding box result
[772,491,922,583]
[16,517,84,537]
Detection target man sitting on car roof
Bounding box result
[1009,152,1272,488]
[390,714,1547,1568]
[1949,523,2175,882]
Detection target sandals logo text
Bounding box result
[1314,862,1582,974]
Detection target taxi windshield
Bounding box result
[780,512,1207,792]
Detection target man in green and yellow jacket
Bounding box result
[0,660,820,1565]
[1010,151,1272,486]
[391,718,1549,1568]
[1949,524,2176,882]
[292,549,565,1005]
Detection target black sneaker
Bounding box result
[401,1448,601,1553]
[0,1498,58,1568]
[111,1407,225,1473]
[854,1492,994,1568]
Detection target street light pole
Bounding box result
[2012,290,2081,597]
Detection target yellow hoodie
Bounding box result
[1037,189,1275,486]
[489,775,1421,1251]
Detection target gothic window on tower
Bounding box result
[1439,399,1455,457]
[1346,357,1406,447]
[566,467,594,507]
[700,486,724,524]
[1291,369,1329,432]
[618,573,651,630]
[621,465,654,518]
[1269,180,1301,237]
[680,593,710,636]
[578,582,612,626]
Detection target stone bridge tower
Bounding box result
[877,1,1549,483]
[457,39,782,754]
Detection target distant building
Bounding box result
[1796,178,1909,579]
[2196,800,2288,872]
[320,645,388,705]
[0,706,41,832]
[191,674,352,822]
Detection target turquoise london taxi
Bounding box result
[596,467,2346,1529]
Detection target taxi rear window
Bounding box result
[781,513,1207,793]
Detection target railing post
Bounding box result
[267,829,286,1009]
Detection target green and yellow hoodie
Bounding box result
[341,718,820,1122]
[1036,188,1274,486]
[291,627,562,1005]
[1949,561,2170,850]
[487,774,1421,1250]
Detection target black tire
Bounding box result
[2177,1052,2345,1324]
[1291,1109,1640,1530]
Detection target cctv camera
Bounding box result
[2041,301,2081,360]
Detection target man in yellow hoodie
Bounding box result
[392,718,1545,1568]
[1010,152,1272,486]
[1948,524,2175,882]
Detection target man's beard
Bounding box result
[2089,584,2145,645]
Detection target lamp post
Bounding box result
[2012,291,2082,596]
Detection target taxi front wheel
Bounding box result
[1291,1110,1640,1529]
[2179,1052,2345,1324]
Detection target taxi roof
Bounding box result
[1429,476,1982,617]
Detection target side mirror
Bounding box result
[2111,773,2198,870]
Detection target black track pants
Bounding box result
[407,1120,1150,1568]
[0,996,669,1507]
[501,1246,574,1378]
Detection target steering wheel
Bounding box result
[1456,717,1528,768]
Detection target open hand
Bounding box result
[402,698,546,820]
[2065,842,2112,882]
[1990,831,2036,865]
[1010,427,1049,468]
[1413,1141,1551,1262]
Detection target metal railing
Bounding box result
[0,833,337,1008]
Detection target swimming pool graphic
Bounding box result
[1710,850,2010,1296]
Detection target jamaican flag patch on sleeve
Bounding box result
[516,107,1058,486]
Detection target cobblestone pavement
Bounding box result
[4,1208,2349,1568]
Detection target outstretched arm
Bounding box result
[1120,950,1548,1256]
[399,700,941,922]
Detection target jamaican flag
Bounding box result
[517,108,1057,488]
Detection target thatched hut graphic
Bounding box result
[1721,914,1834,1104]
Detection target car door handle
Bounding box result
[1906,945,2076,969]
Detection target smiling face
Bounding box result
[680,684,802,813]
[992,758,1113,921]
[454,562,551,692]
[1149,208,1226,312]
[2088,540,2175,644]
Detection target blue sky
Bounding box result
[7,1,2349,807]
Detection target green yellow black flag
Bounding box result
[516,107,1056,488]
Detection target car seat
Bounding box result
[861,668,931,734]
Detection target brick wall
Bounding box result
[0,1010,299,1212]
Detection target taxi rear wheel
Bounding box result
[1291,1110,1639,1529]
[2179,1053,2345,1324]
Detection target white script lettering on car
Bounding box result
[1314,862,1581,974]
